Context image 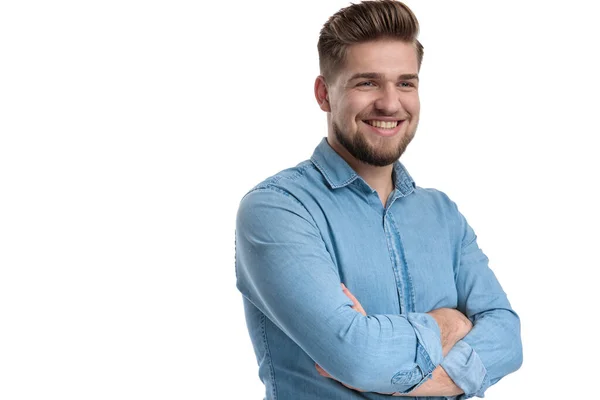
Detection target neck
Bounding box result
[326,137,395,206]
[355,163,395,206]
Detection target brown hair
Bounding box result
[317,0,423,81]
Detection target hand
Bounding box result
[341,283,366,316]
[315,363,365,392]
[391,365,463,397]
[426,308,472,356]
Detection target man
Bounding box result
[235,1,522,399]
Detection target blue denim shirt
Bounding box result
[236,138,522,399]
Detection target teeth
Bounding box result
[366,120,399,129]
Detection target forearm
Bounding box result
[316,291,473,396]
[392,365,463,397]
[312,312,442,392]
[427,308,472,357]
[441,308,522,398]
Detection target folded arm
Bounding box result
[317,285,470,397]
[235,188,443,393]
[439,200,523,398]
[315,196,523,398]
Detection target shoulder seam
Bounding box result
[257,161,314,188]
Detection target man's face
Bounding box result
[326,39,420,167]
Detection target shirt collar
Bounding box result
[310,138,416,196]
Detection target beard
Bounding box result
[333,121,416,167]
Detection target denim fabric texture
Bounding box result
[236,138,522,399]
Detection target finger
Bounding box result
[343,287,365,315]
[315,363,331,378]
[341,283,359,304]
[342,382,365,392]
[341,283,367,316]
[316,362,365,392]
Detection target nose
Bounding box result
[374,84,402,115]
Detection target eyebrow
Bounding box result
[348,72,419,81]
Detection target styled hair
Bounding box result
[317,0,423,81]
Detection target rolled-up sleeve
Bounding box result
[236,188,443,393]
[441,340,489,398]
[441,201,523,398]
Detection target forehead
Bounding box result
[340,39,419,81]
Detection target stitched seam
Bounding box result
[393,163,416,196]
[310,157,357,188]
[261,314,278,399]
[383,217,405,314]
[416,341,434,373]
[250,186,322,234]
[241,163,314,201]
[263,186,306,208]
[280,162,313,183]
[388,214,416,313]
[475,372,489,396]
[262,162,313,187]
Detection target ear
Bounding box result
[314,75,331,112]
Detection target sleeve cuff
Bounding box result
[441,340,489,398]
[407,312,443,371]
[390,313,443,394]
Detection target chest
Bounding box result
[315,197,459,315]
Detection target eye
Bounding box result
[357,81,376,87]
[398,81,417,89]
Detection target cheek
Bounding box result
[404,95,420,116]
[344,96,372,122]
[335,99,360,125]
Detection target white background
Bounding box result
[1,1,599,399]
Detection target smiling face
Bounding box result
[320,39,420,167]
